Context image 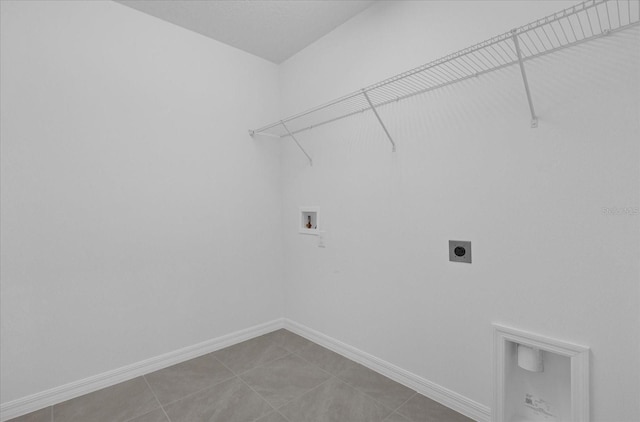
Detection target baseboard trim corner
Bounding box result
[284,319,491,422]
[0,318,284,422]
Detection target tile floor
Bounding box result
[8,329,474,422]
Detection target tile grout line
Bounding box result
[222,336,339,422]
[149,374,236,409]
[210,347,297,422]
[335,371,417,419]
[288,330,475,421]
[30,331,414,422]
[291,346,416,419]
[211,352,282,422]
[236,335,340,415]
[384,391,418,422]
[243,370,336,421]
[142,350,244,411]
[273,411,291,422]
[141,375,172,422]
[148,329,288,413]
[233,350,293,378]
[216,331,294,377]
[290,349,339,381]
[236,376,280,422]
[17,330,298,422]
[271,375,336,418]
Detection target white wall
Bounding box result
[279,2,639,421]
[0,0,282,404]
[2,1,639,420]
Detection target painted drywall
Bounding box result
[279,1,640,421]
[2,0,639,419]
[0,0,282,404]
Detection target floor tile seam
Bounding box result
[237,364,334,416]
[382,412,407,422]
[264,328,313,353]
[140,352,237,408]
[140,375,172,422]
[237,349,335,381]
[334,377,396,419]
[235,375,280,422]
[276,410,291,422]
[280,345,306,354]
[272,375,337,413]
[290,344,418,417]
[272,409,292,422]
[276,336,314,354]
[386,391,418,422]
[153,374,239,409]
[290,350,340,379]
[242,366,336,414]
[281,375,400,420]
[231,349,293,378]
[270,336,306,354]
[50,406,53,422]
[210,352,239,375]
[290,347,408,412]
[259,332,297,352]
[322,367,418,418]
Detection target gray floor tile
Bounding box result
[295,343,353,375]
[20,335,475,422]
[240,354,331,408]
[254,411,289,422]
[213,334,289,374]
[396,394,474,422]
[128,408,169,422]
[52,377,158,422]
[384,412,412,422]
[144,353,234,404]
[6,407,51,422]
[163,377,273,422]
[336,360,415,410]
[278,378,391,422]
[263,329,313,353]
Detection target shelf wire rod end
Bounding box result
[248,130,255,137]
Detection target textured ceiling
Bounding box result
[115,0,375,64]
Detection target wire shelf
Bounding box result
[250,0,639,163]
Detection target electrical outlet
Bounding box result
[449,240,471,263]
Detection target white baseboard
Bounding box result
[0,318,284,422]
[284,319,491,422]
[2,318,491,422]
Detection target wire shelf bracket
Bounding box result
[250,0,640,154]
[362,89,397,152]
[511,30,539,128]
[281,121,313,166]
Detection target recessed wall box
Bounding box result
[449,240,471,263]
[493,324,590,422]
[299,207,320,235]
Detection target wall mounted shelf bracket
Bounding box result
[282,120,313,166]
[362,89,397,152]
[251,1,640,148]
[512,30,539,128]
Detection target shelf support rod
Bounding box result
[281,121,313,166]
[511,30,538,128]
[362,89,397,152]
